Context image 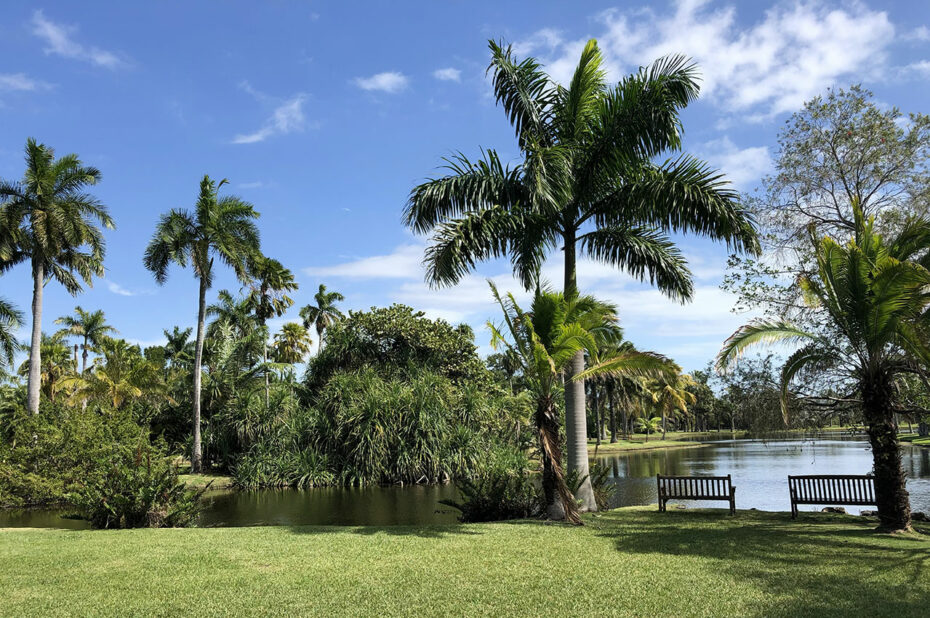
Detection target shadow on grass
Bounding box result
[281,522,483,538]
[593,508,929,616]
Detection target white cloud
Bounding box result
[354,71,409,93]
[516,1,894,119]
[901,60,930,78]
[238,181,265,189]
[31,10,128,69]
[0,73,51,92]
[106,280,154,297]
[433,68,462,82]
[303,244,424,279]
[904,25,930,42]
[233,94,307,144]
[699,136,772,190]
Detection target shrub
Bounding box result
[441,447,541,522]
[71,439,206,529]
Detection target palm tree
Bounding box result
[0,299,23,370]
[0,139,114,414]
[273,322,313,364]
[405,41,758,509]
[489,282,670,521]
[163,326,194,371]
[245,255,297,407]
[300,284,344,348]
[649,370,696,439]
[635,416,662,442]
[59,337,167,409]
[143,175,260,473]
[18,332,73,403]
[716,203,930,532]
[55,306,117,374]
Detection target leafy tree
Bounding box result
[300,284,344,348]
[55,306,117,374]
[0,139,114,414]
[143,175,261,472]
[17,332,73,403]
[0,299,23,370]
[405,40,757,509]
[717,203,930,531]
[273,323,313,364]
[488,283,670,521]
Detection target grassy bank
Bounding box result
[178,473,235,490]
[2,508,926,616]
[900,433,930,447]
[587,430,745,454]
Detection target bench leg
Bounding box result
[730,489,736,515]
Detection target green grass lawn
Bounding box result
[586,430,745,453]
[2,507,927,616]
[900,433,930,447]
[178,472,235,490]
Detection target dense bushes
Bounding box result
[233,369,522,488]
[441,446,540,522]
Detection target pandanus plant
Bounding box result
[717,202,930,532]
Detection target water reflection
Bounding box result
[2,439,928,528]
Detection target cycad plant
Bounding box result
[488,282,671,521]
[717,203,930,532]
[143,175,261,472]
[405,40,758,509]
[0,139,114,414]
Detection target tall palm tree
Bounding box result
[246,255,297,407]
[163,326,194,371]
[405,41,758,508]
[273,322,313,364]
[55,306,117,374]
[0,139,114,414]
[648,370,696,439]
[716,203,930,532]
[300,284,344,348]
[143,175,260,472]
[0,299,23,370]
[488,282,670,521]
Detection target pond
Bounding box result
[2,438,928,529]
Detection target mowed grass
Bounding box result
[900,433,930,447]
[2,508,928,617]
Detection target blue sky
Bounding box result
[2,1,929,371]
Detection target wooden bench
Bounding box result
[657,474,736,515]
[788,474,876,518]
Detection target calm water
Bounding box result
[2,439,928,529]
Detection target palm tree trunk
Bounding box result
[81,337,88,373]
[263,340,270,411]
[661,410,667,440]
[608,384,618,443]
[863,374,911,531]
[562,230,597,512]
[27,260,44,415]
[191,277,207,473]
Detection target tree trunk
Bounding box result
[608,384,618,443]
[863,373,911,531]
[263,340,270,411]
[81,337,89,373]
[191,277,208,473]
[562,231,597,511]
[593,387,601,447]
[27,260,44,415]
[73,344,78,369]
[661,410,667,440]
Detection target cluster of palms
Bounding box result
[0,141,347,474]
[406,39,758,511]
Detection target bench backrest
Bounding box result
[658,475,732,499]
[788,475,875,505]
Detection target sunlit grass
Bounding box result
[2,507,926,616]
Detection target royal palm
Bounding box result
[405,41,757,509]
[717,203,930,532]
[300,284,344,348]
[0,139,113,414]
[246,255,297,407]
[55,306,116,374]
[144,175,260,472]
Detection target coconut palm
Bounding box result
[55,306,117,374]
[245,255,297,408]
[405,41,758,509]
[59,337,167,409]
[636,416,663,442]
[143,175,261,472]
[0,299,23,370]
[300,284,344,348]
[488,282,670,521]
[716,202,930,532]
[648,370,696,439]
[273,323,313,364]
[0,139,114,414]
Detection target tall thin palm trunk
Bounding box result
[563,236,597,511]
[608,385,617,443]
[191,277,207,473]
[263,339,270,410]
[81,337,89,373]
[27,260,44,415]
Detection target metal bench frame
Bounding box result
[788,474,876,518]
[657,474,736,515]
